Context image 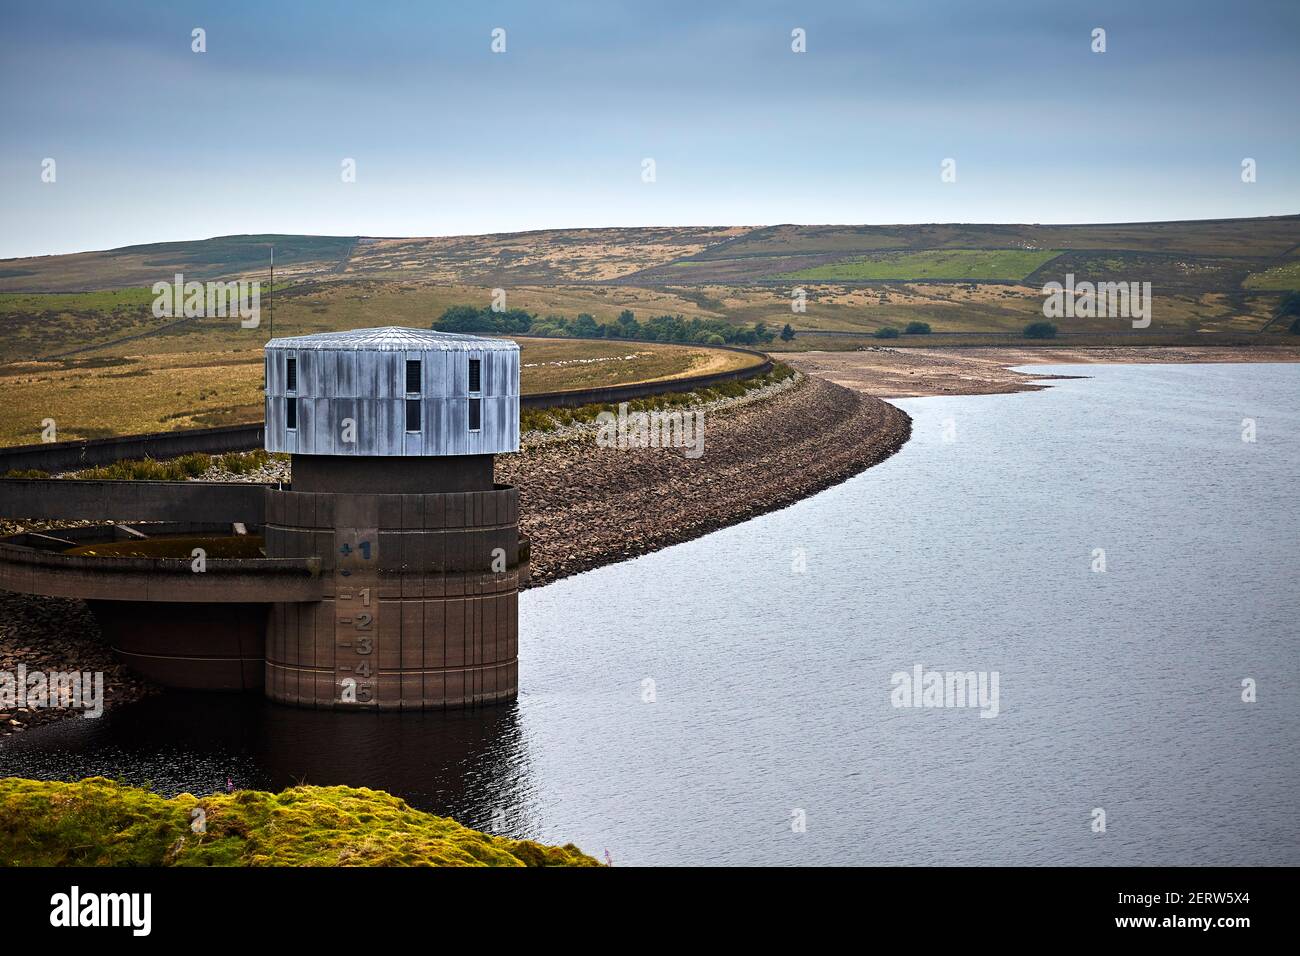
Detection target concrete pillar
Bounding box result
[261,481,521,710]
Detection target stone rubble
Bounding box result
[0,592,155,736]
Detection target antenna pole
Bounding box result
[269,243,274,340]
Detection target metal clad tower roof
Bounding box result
[264,326,518,352]
[264,325,520,456]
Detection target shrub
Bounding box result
[76,453,211,482]
[873,326,900,339]
[451,304,775,348]
[434,304,533,335]
[904,321,931,335]
[1023,321,1058,339]
[217,449,270,474]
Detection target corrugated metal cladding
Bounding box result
[264,327,519,456]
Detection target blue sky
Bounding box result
[2,0,1297,258]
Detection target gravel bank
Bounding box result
[0,592,157,737]
[501,375,911,587]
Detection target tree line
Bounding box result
[433,304,783,346]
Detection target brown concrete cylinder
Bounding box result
[261,480,521,711]
[89,600,267,691]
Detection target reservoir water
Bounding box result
[3,363,1297,865]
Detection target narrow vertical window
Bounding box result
[286,356,297,392]
[286,397,297,430]
[468,358,481,393]
[468,397,481,432]
[405,359,421,432]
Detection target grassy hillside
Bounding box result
[0,235,355,293]
[1,217,1296,365]
[0,288,173,361]
[774,249,1061,282]
[0,777,599,867]
[0,228,744,293]
[1243,257,1300,290]
[342,226,748,284]
[682,217,1300,259]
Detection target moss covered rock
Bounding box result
[0,777,600,867]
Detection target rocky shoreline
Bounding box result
[0,373,911,730]
[503,375,911,587]
[0,593,157,737]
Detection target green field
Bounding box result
[0,288,157,312]
[1243,259,1300,290]
[772,249,1062,282]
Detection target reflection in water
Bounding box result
[3,364,1299,865]
[0,692,538,838]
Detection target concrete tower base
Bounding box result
[262,478,522,710]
